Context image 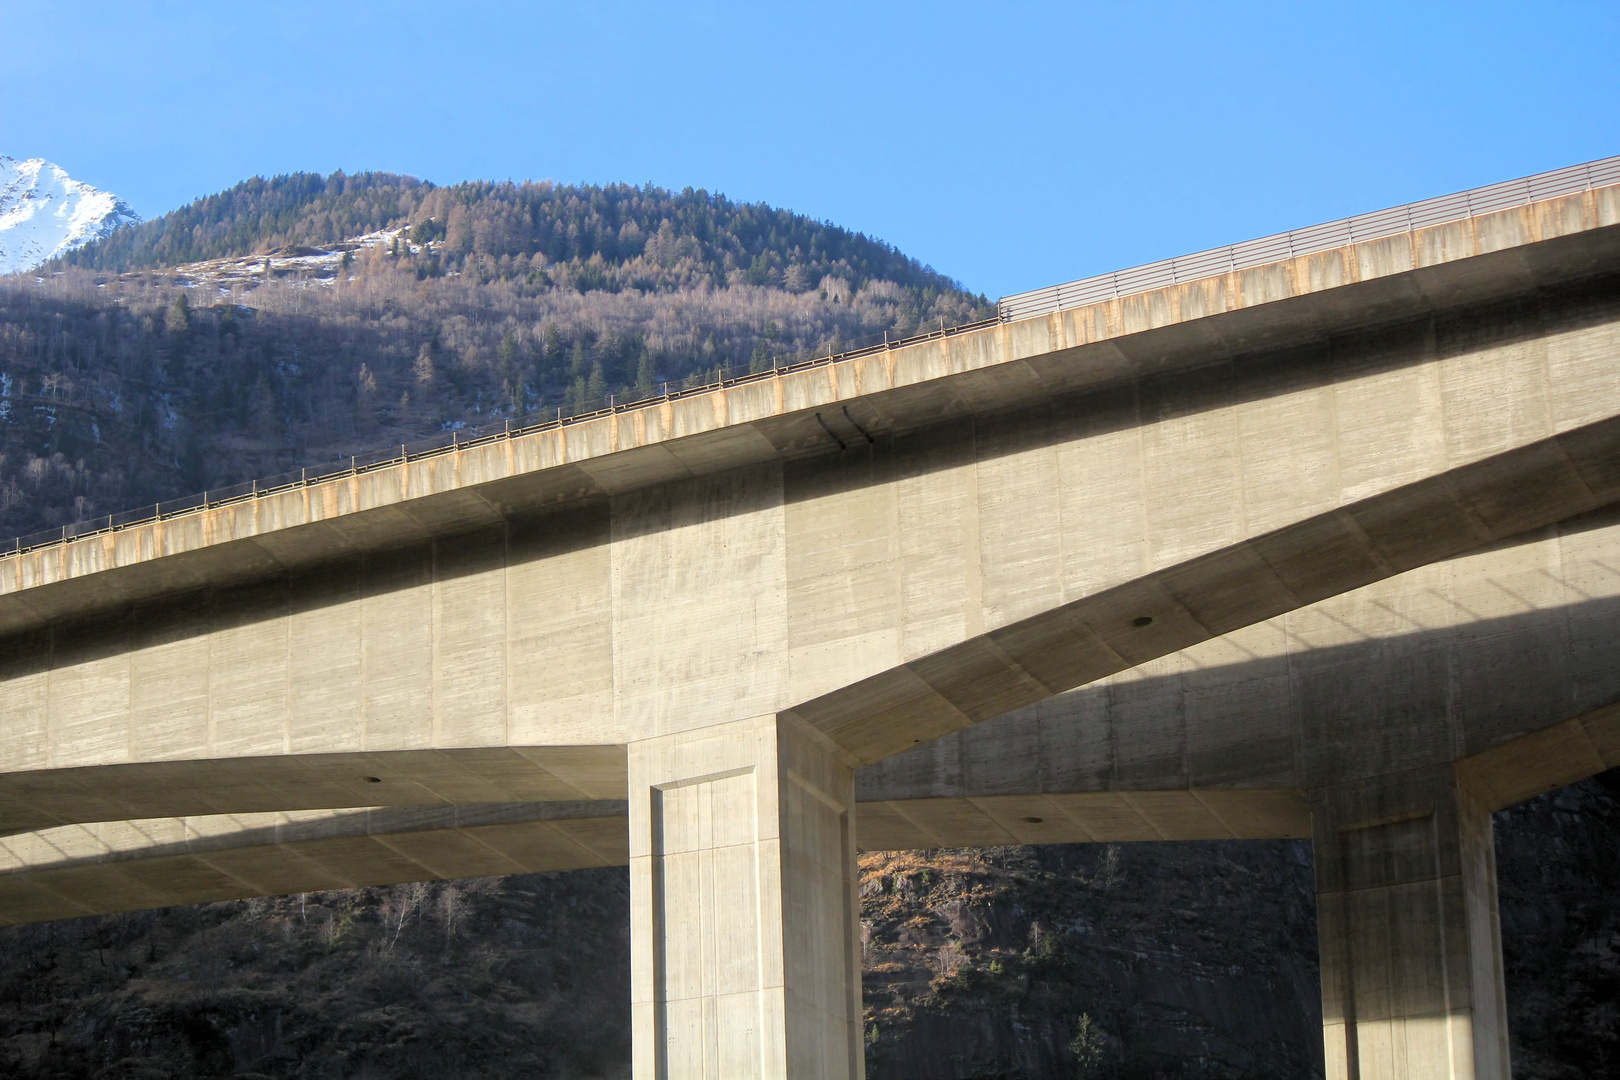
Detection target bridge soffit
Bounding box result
[3,508,1620,923]
[0,185,1617,855]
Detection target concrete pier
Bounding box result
[1313,769,1509,1080]
[629,716,862,1080]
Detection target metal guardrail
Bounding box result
[2,318,1000,559]
[997,154,1620,322]
[8,154,1619,562]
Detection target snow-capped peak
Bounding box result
[0,156,139,274]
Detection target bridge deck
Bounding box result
[4,177,1616,637]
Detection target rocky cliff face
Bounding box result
[857,843,1322,1080]
[0,871,632,1079]
[0,774,1610,1078]
[1497,770,1620,1078]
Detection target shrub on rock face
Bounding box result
[857,843,1323,1080]
[0,870,634,1080]
[1068,1012,1108,1079]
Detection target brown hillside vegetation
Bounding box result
[0,256,985,541]
[3,171,989,541]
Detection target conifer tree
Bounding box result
[634,349,657,400]
[414,344,436,389]
[497,329,521,411]
[164,294,191,334]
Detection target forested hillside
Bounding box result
[55,172,976,305]
[1,173,990,539]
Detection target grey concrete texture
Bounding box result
[0,180,1618,1080]
[0,800,627,925]
[628,715,863,1080]
[2,273,1619,832]
[1313,767,1510,1080]
[861,509,1620,809]
[6,505,1620,925]
[0,790,1298,928]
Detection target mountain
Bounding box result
[0,157,139,275]
[0,172,991,543]
[53,170,977,307]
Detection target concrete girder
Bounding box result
[0,745,627,834]
[862,508,1620,801]
[5,286,1620,829]
[0,696,1613,927]
[789,415,1620,763]
[7,513,1620,926]
[0,801,628,925]
[4,405,1620,835]
[1,191,1616,636]
[9,396,1620,829]
[0,789,1311,927]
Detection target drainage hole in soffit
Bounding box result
[1132,616,1154,628]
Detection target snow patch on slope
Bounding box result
[0,156,139,274]
[164,228,424,294]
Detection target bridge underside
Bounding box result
[2,508,1619,921]
[2,182,1619,1079]
[1,517,1619,1080]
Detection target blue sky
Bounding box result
[3,0,1616,297]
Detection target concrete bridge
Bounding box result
[4,157,1620,1080]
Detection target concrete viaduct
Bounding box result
[4,157,1620,1080]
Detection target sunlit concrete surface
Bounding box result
[1,174,1618,1079]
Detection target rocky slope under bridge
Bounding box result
[0,774,1610,1079]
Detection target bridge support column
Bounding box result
[1312,767,1509,1080]
[628,714,864,1080]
